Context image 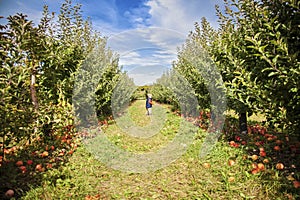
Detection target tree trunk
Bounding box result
[30,62,39,135]
[30,68,39,112]
[239,112,247,134]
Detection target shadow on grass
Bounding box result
[0,129,78,199]
[222,116,300,199]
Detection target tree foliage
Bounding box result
[213,0,299,133]
[0,0,122,153]
[159,0,299,135]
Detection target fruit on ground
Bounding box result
[27,160,33,165]
[5,189,14,198]
[293,181,300,188]
[41,151,49,157]
[257,163,265,170]
[46,163,53,169]
[228,159,235,166]
[276,163,284,170]
[274,146,281,151]
[229,141,235,146]
[19,166,27,173]
[251,155,258,161]
[251,163,258,169]
[203,163,211,168]
[228,177,235,182]
[263,159,269,163]
[259,147,265,152]
[259,151,266,157]
[35,164,44,172]
[251,168,259,174]
[16,160,23,166]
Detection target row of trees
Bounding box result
[0,0,124,152]
[152,0,299,135]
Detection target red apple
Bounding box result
[228,159,235,166]
[46,163,53,169]
[276,163,284,170]
[293,181,300,188]
[229,141,235,147]
[257,163,265,171]
[35,164,43,172]
[68,150,74,155]
[27,160,33,165]
[259,151,267,157]
[5,189,14,198]
[274,146,281,151]
[19,166,27,173]
[41,151,49,157]
[251,163,258,169]
[16,160,23,167]
[251,168,259,174]
[251,155,258,161]
[259,147,265,152]
[263,159,269,163]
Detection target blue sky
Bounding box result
[0,0,224,85]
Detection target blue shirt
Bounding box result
[146,97,152,108]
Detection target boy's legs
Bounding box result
[148,107,152,115]
[146,107,152,115]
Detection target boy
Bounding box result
[146,93,153,115]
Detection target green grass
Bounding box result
[21,100,298,199]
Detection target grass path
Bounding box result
[23,100,296,199]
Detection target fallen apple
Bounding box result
[16,160,23,167]
[42,151,49,157]
[293,181,300,188]
[263,159,269,163]
[259,147,265,152]
[259,151,267,157]
[251,155,258,161]
[228,177,235,182]
[46,163,53,169]
[5,189,14,198]
[19,165,27,173]
[251,163,258,169]
[251,168,259,174]
[228,159,235,166]
[257,163,265,171]
[203,162,211,168]
[276,163,284,170]
[27,160,33,165]
[274,146,281,151]
[35,164,44,172]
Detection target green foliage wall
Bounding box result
[0,0,122,151]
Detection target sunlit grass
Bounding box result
[23,101,298,200]
[225,110,266,122]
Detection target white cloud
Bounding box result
[105,0,223,85]
[127,65,169,85]
[145,0,219,34]
[106,27,184,85]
